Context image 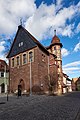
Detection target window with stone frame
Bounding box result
[29,51,33,62]
[12,58,14,67]
[23,53,27,64]
[16,56,20,66]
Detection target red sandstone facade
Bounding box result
[9,47,52,93]
[7,25,62,94]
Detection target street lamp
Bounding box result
[4,63,8,101]
[30,59,32,96]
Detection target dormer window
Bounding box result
[21,42,23,46]
[19,42,23,47]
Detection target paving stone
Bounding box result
[0,92,80,120]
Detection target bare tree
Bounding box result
[44,72,57,95]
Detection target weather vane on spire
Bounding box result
[20,18,23,26]
[54,29,56,36]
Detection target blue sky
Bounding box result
[0,0,80,79]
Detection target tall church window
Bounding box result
[54,46,56,50]
[16,56,20,66]
[29,51,33,62]
[23,53,27,64]
[12,58,14,67]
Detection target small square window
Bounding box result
[19,43,20,47]
[1,72,4,77]
[21,42,23,46]
[54,46,56,50]
[42,54,45,62]
[19,42,23,47]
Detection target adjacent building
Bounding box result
[63,73,72,93]
[7,25,63,95]
[72,77,80,91]
[46,30,63,95]
[0,59,9,93]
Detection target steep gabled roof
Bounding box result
[7,25,49,58]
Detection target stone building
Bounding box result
[7,25,63,95]
[63,73,72,93]
[0,59,9,93]
[72,77,80,91]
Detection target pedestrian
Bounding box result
[18,85,22,98]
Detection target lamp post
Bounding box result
[5,63,8,101]
[30,59,32,96]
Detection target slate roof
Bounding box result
[7,25,49,58]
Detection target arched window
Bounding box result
[29,51,33,62]
[12,58,14,67]
[23,53,27,64]
[16,56,20,66]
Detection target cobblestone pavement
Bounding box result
[0,92,80,120]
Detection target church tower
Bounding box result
[51,30,63,95]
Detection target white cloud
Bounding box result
[61,48,70,57]
[0,41,5,53]
[61,24,74,37]
[63,67,80,71]
[0,0,36,34]
[0,41,6,60]
[63,61,80,77]
[76,23,80,33]
[63,61,80,68]
[25,1,80,40]
[0,0,80,39]
[74,41,80,52]
[25,3,56,40]
[56,0,63,6]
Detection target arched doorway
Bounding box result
[1,83,5,93]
